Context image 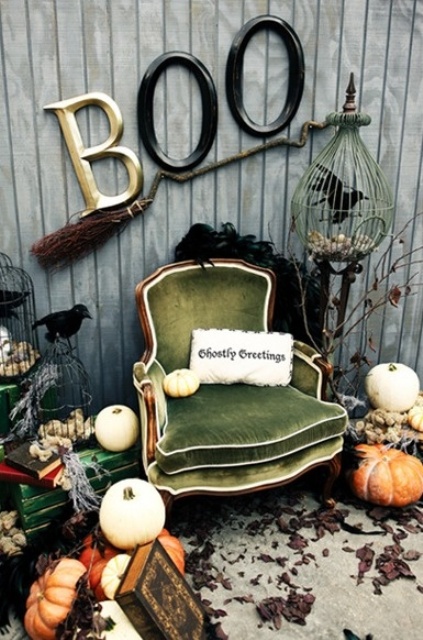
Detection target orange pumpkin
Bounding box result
[78,532,120,569]
[348,443,423,507]
[24,558,87,640]
[157,528,185,574]
[87,557,111,601]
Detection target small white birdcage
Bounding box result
[0,253,40,381]
[36,339,95,446]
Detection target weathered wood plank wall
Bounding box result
[0,0,422,411]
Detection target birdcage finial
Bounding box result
[342,72,357,113]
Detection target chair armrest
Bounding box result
[291,340,333,401]
[133,360,167,469]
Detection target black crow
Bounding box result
[32,303,92,345]
[311,164,369,223]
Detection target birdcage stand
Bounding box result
[317,259,363,341]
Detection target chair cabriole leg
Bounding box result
[322,452,342,508]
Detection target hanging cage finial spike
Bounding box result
[342,72,357,113]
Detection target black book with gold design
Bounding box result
[115,539,206,640]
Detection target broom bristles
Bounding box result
[31,199,151,269]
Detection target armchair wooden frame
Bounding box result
[133,259,347,517]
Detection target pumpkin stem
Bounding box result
[112,407,123,414]
[123,486,136,500]
[388,363,397,371]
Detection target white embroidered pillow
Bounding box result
[189,328,293,386]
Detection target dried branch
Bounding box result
[289,212,423,402]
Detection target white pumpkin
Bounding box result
[99,478,166,550]
[97,600,142,638]
[101,553,131,599]
[95,405,139,452]
[163,368,200,397]
[365,362,420,412]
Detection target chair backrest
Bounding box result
[136,259,276,373]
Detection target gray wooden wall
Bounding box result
[0,0,422,413]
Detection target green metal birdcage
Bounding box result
[291,74,394,264]
[291,74,394,338]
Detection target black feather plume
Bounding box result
[174,222,322,346]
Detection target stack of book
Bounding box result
[0,441,64,489]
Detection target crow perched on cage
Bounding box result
[32,304,92,346]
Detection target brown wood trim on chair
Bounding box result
[313,356,334,401]
[321,451,342,508]
[138,379,160,465]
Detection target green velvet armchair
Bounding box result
[133,259,348,515]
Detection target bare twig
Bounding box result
[289,212,423,402]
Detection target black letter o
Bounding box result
[226,15,305,136]
[138,52,218,171]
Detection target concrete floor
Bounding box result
[171,476,423,640]
[2,474,422,640]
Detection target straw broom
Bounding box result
[31,199,152,269]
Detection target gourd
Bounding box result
[364,363,420,412]
[100,553,132,599]
[348,443,423,507]
[95,405,140,452]
[99,478,166,550]
[157,528,185,574]
[163,369,200,398]
[408,405,423,433]
[24,558,87,640]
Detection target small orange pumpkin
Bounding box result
[24,558,87,640]
[87,557,111,601]
[348,443,423,507]
[78,531,120,569]
[157,528,185,574]
[78,531,120,600]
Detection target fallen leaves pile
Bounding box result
[171,476,423,638]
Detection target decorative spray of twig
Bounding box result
[8,365,59,439]
[289,212,423,403]
[31,120,328,269]
[60,449,108,513]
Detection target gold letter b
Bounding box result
[45,92,143,217]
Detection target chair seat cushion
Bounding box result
[148,437,344,495]
[156,384,347,474]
